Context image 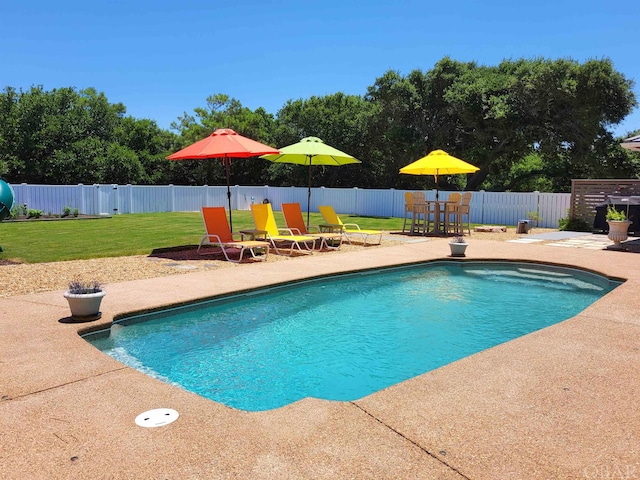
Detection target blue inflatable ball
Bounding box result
[0,178,15,221]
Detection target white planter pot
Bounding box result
[449,242,468,257]
[607,220,632,249]
[63,290,106,319]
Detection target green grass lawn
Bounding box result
[0,211,405,263]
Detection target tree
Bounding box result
[271,93,374,188]
[444,58,637,191]
[0,86,128,184]
[365,59,476,189]
[169,94,277,186]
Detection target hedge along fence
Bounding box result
[8,183,571,229]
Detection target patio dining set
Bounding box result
[402,191,472,236]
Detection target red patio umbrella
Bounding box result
[167,128,279,230]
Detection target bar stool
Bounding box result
[444,192,462,234]
[402,192,414,233]
[410,191,432,235]
[456,192,472,235]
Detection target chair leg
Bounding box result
[402,210,411,233]
[425,208,433,234]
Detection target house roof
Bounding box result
[621,134,640,152]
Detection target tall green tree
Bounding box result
[365,59,475,189]
[1,56,636,191]
[0,86,129,184]
[169,94,277,186]
[444,58,637,191]
[270,93,374,188]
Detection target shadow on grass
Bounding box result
[148,245,212,261]
[148,245,269,263]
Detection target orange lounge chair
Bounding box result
[281,202,342,250]
[197,206,269,262]
[318,205,382,245]
[250,203,317,255]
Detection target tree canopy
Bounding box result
[1,57,637,192]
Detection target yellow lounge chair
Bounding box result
[281,202,342,250]
[318,205,383,245]
[197,206,269,262]
[250,203,317,255]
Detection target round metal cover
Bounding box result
[135,408,179,428]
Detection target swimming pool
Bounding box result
[85,262,619,411]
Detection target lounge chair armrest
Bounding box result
[343,223,361,230]
[277,227,296,235]
[204,233,224,243]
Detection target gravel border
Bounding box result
[0,228,554,297]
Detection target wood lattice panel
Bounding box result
[570,179,640,224]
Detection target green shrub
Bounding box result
[526,211,542,224]
[27,209,43,219]
[62,206,71,217]
[558,216,592,232]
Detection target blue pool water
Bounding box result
[86,262,618,411]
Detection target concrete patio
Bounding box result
[1,237,639,479]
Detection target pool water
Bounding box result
[86,262,618,411]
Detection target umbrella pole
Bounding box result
[307,159,312,227]
[225,156,232,231]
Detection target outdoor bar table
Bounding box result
[433,199,460,234]
[411,200,458,235]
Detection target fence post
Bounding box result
[126,184,133,214]
[77,184,84,214]
[353,187,358,215]
[93,184,100,215]
[112,184,119,215]
[169,184,175,212]
[20,183,28,211]
[390,188,395,217]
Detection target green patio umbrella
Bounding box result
[261,137,361,225]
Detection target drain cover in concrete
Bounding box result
[135,408,179,428]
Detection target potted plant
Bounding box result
[449,236,468,257]
[63,280,106,319]
[605,205,632,249]
[526,211,543,230]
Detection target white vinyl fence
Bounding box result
[8,183,571,229]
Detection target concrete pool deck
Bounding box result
[1,237,639,479]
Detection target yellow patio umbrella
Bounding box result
[399,149,479,200]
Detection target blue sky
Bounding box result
[2,0,639,138]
